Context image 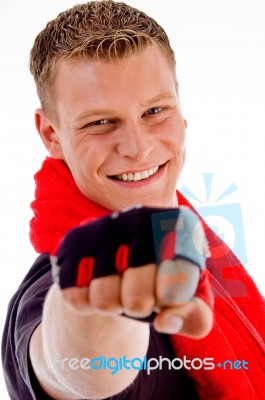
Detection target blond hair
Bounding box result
[29,0,176,116]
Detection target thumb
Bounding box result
[153,297,213,338]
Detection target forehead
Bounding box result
[55,43,175,89]
[53,44,177,120]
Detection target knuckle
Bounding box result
[123,294,155,316]
[89,276,121,314]
[61,287,85,304]
[92,299,121,314]
[61,288,90,312]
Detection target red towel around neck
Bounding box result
[30,157,265,399]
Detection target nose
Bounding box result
[116,121,153,160]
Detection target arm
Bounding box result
[30,283,150,400]
[30,207,213,399]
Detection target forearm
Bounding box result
[30,284,150,399]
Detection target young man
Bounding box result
[2,1,264,399]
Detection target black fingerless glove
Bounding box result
[51,206,211,306]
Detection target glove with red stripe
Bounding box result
[51,205,213,311]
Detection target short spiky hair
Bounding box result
[29,0,176,116]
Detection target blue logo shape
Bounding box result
[181,173,247,265]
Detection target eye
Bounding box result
[145,106,162,116]
[80,118,112,130]
[90,119,109,126]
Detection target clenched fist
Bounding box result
[51,206,213,337]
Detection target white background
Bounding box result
[0,0,264,397]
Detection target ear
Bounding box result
[184,119,188,129]
[35,108,64,159]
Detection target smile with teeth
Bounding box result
[114,165,160,182]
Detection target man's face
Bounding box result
[48,44,187,211]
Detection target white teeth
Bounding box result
[134,172,142,181]
[116,166,160,182]
[141,170,149,179]
[148,168,154,176]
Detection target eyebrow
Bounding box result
[75,92,176,123]
[142,92,176,108]
[75,109,116,123]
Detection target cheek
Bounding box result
[162,122,186,154]
[70,138,97,169]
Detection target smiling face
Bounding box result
[36,44,187,211]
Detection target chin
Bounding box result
[128,196,177,210]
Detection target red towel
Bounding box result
[30,157,265,399]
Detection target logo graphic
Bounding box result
[180,173,247,297]
[180,173,247,265]
[150,173,247,298]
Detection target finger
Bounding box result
[153,297,213,338]
[156,259,200,305]
[121,264,156,318]
[89,275,122,316]
[61,286,93,314]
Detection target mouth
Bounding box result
[109,164,164,183]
